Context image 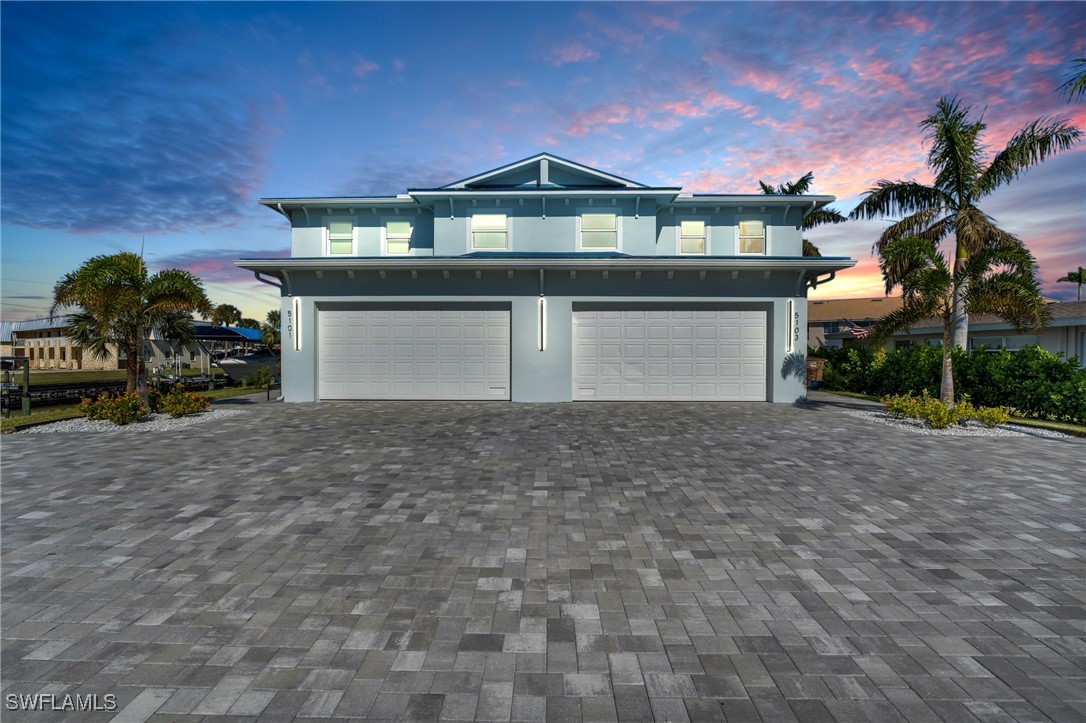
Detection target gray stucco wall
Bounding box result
[275,269,809,404]
[287,199,806,258]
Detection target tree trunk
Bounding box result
[136,327,149,403]
[949,246,969,350]
[940,324,955,407]
[125,339,139,394]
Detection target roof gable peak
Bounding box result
[439,153,647,190]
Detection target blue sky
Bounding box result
[3,1,1084,322]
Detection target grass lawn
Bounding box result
[0,386,268,433]
[818,389,1086,437]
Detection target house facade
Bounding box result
[807,297,904,348]
[808,296,1086,365]
[238,154,855,403]
[0,316,214,372]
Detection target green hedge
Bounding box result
[814,344,1086,423]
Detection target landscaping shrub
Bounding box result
[820,344,1086,423]
[881,391,1013,429]
[158,384,211,418]
[78,392,149,426]
[240,367,275,388]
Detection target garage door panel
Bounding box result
[319,308,510,400]
[573,308,767,401]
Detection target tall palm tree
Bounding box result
[262,309,281,348]
[758,171,847,256]
[1059,58,1086,102]
[872,235,1048,405]
[211,303,243,328]
[52,252,212,400]
[1058,268,1085,300]
[851,97,1080,349]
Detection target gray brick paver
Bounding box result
[3,399,1083,720]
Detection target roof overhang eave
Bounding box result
[407,189,680,199]
[236,257,857,274]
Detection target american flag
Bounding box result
[843,319,869,339]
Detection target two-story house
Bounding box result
[237,153,855,403]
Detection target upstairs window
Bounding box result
[738,220,765,254]
[472,213,508,250]
[328,220,354,255]
[679,220,706,254]
[385,220,412,255]
[580,212,618,250]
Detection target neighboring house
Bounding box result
[891,300,1086,364]
[807,297,904,348]
[237,153,855,403]
[0,316,118,370]
[809,296,1086,365]
[0,315,215,371]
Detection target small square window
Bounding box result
[581,213,617,249]
[679,220,706,254]
[738,220,764,254]
[386,220,412,255]
[328,220,353,255]
[472,214,507,250]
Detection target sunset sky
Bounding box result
[2,1,1084,322]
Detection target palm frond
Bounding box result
[965,273,1050,332]
[921,96,985,203]
[802,239,822,257]
[849,180,950,220]
[145,270,213,317]
[978,117,1081,195]
[872,208,950,255]
[757,171,814,195]
[1058,58,1086,102]
[870,303,941,344]
[800,208,847,231]
[877,235,942,292]
[1057,270,1084,283]
[64,312,120,360]
[953,205,1025,258]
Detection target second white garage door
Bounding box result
[573,308,767,401]
[319,307,510,400]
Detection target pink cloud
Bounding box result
[648,14,680,31]
[566,102,632,136]
[891,13,933,35]
[1024,49,1061,66]
[548,41,600,66]
[846,55,911,96]
[352,55,379,78]
[956,32,1007,65]
[392,58,405,72]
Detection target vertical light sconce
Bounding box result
[538,296,547,351]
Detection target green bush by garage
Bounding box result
[813,344,1086,424]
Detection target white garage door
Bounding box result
[573,308,767,401]
[319,307,510,400]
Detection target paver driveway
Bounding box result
[2,397,1084,722]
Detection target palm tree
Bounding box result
[1059,58,1086,102]
[851,97,1080,350]
[211,303,243,328]
[52,252,212,400]
[237,318,261,330]
[758,171,847,256]
[1058,267,1085,300]
[872,235,1048,405]
[262,309,281,348]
